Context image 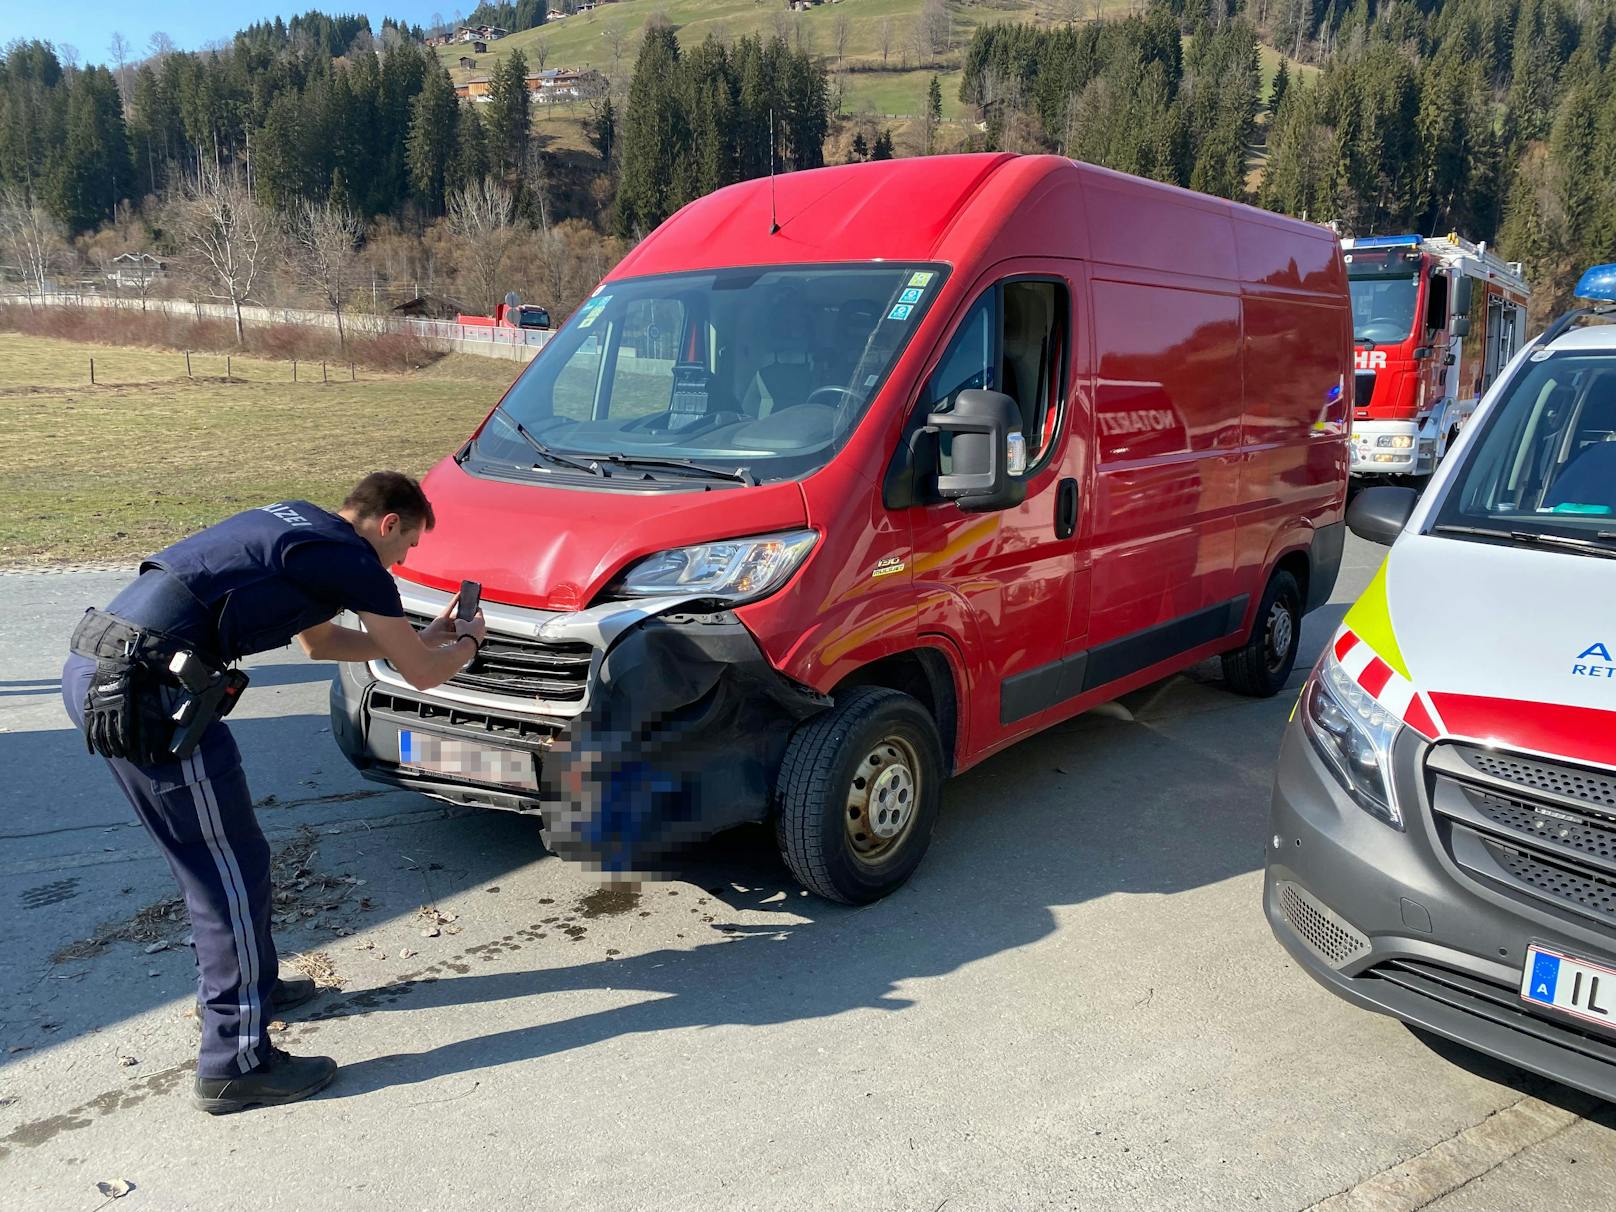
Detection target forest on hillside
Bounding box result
[0,0,1610,330]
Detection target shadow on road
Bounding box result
[2,604,1348,1101]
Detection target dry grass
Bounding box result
[0,332,523,566]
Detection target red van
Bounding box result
[331,153,1352,903]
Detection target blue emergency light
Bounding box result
[1574,263,1616,303]
[1346,234,1423,249]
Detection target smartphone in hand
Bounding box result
[456,580,482,622]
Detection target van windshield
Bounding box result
[468,263,946,485]
[1433,350,1616,552]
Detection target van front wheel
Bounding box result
[1222,570,1302,698]
[774,687,944,905]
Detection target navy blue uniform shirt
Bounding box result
[105,501,404,661]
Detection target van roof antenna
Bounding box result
[768,109,780,235]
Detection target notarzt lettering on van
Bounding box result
[260,503,315,528]
[1097,409,1179,436]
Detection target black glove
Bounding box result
[83,657,140,761]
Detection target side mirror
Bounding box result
[1452,276,1473,317]
[928,389,1028,513]
[1413,346,1433,360]
[1451,316,1471,338]
[1347,485,1419,546]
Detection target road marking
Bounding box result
[1304,1095,1593,1211]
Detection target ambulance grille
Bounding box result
[405,611,593,703]
[1428,744,1616,925]
[1278,881,1370,968]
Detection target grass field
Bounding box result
[0,335,521,566]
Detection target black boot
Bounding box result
[194,976,320,1030]
[193,1047,337,1114]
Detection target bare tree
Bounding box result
[171,165,272,344]
[534,37,550,72]
[58,43,80,70]
[879,17,894,65]
[448,177,518,316]
[605,25,628,74]
[108,32,131,109]
[0,186,68,298]
[832,13,851,63]
[147,31,176,60]
[294,199,364,349]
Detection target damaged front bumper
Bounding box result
[330,584,827,873]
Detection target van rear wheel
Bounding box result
[1222,570,1301,698]
[774,687,944,905]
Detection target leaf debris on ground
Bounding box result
[289,950,342,989]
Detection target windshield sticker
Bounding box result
[887,303,913,321]
[908,272,935,288]
[899,287,924,304]
[577,296,610,328]
[865,374,879,387]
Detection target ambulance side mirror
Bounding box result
[929,389,1028,513]
[1347,486,1418,546]
[1451,316,1471,338]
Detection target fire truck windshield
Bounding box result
[1348,274,1419,345]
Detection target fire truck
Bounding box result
[1343,233,1530,479]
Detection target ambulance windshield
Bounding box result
[468,263,946,486]
[1434,351,1616,548]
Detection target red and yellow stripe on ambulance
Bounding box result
[1319,534,1616,769]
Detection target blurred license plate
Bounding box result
[1521,944,1616,1032]
[399,730,536,790]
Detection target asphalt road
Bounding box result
[2,537,1613,1210]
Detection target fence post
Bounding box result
[293,360,298,382]
[227,355,232,379]
[322,361,328,383]
[89,357,95,385]
[185,351,192,379]
[350,362,355,382]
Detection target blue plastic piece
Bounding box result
[1347,234,1422,249]
[1574,264,1616,303]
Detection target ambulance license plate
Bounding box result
[398,729,537,790]
[1521,944,1616,1031]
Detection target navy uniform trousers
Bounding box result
[62,652,278,1078]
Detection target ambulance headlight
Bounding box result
[1300,651,1403,829]
[614,529,818,603]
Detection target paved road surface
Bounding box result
[1,539,1611,1209]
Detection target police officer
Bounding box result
[61,472,486,1114]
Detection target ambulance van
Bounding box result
[332,153,1353,903]
[1266,265,1616,1098]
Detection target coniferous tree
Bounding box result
[407,66,459,214]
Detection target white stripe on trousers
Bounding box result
[186,749,263,1074]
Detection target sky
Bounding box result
[0,2,473,65]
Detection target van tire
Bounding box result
[774,687,944,905]
[1222,570,1302,698]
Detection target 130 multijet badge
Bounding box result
[1572,642,1616,680]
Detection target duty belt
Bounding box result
[70,609,224,675]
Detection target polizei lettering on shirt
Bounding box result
[260,503,315,528]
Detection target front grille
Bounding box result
[1368,958,1616,1068]
[1428,743,1616,925]
[1278,881,1370,968]
[367,687,564,750]
[1354,371,1376,409]
[404,611,593,703]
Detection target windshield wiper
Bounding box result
[580,452,759,486]
[491,408,604,477]
[1432,523,1616,559]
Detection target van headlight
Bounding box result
[1299,651,1403,829]
[613,529,817,603]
